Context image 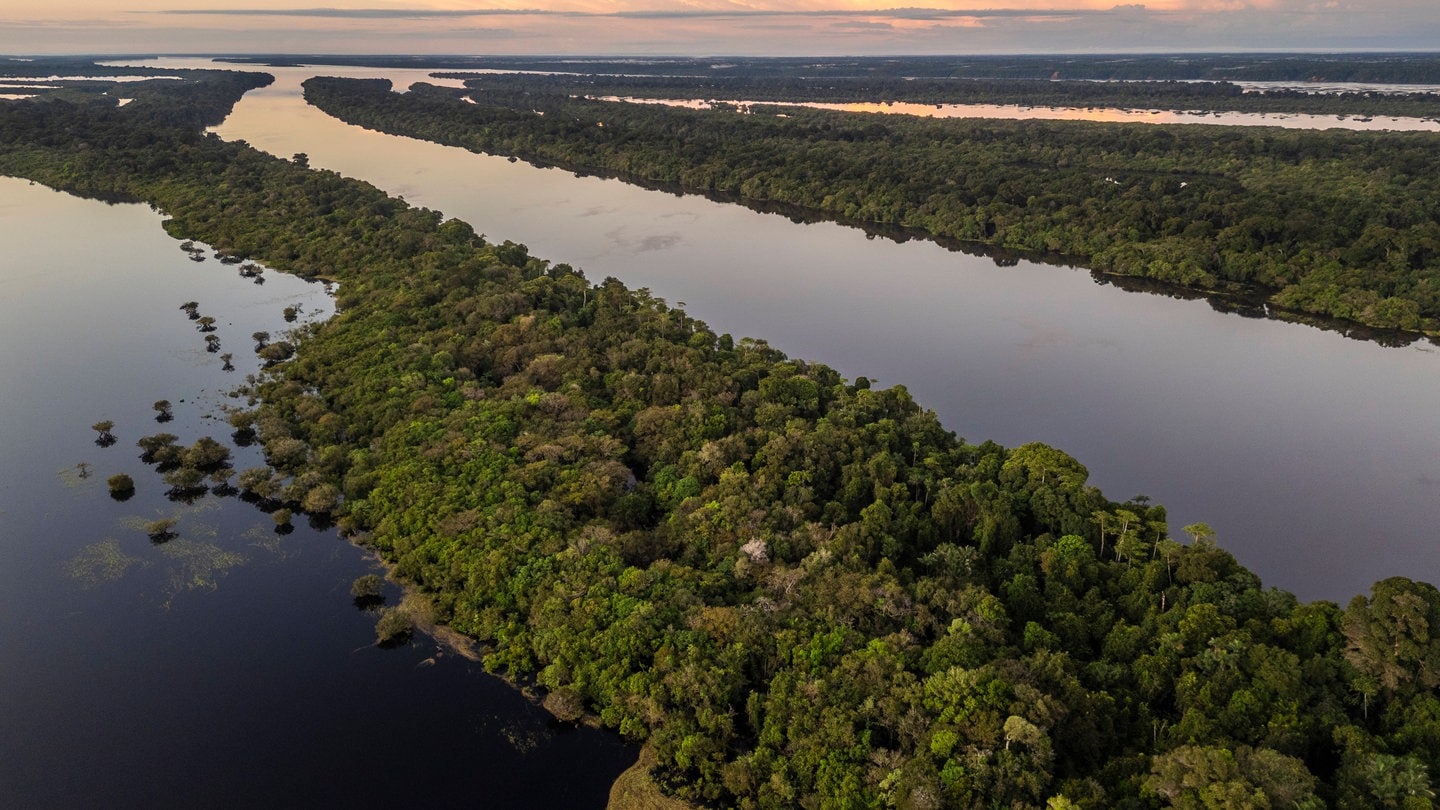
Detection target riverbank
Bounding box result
[304,75,1440,338]
[8,64,1440,807]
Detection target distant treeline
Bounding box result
[431,72,1440,119]
[222,51,1440,84]
[305,76,1440,336]
[6,64,1440,809]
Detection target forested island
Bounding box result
[301,75,1440,338]
[4,62,1440,808]
[429,73,1440,120]
[219,52,1440,118]
[221,52,1440,84]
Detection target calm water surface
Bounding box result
[604,95,1440,132]
[0,178,631,808]
[125,58,1440,605]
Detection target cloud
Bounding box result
[831,20,897,29]
[155,7,532,19]
[12,0,1435,55]
[152,6,1143,22]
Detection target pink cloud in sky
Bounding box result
[0,1,1434,54]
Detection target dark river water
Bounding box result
[0,178,632,808]
[6,55,1440,805]
[605,96,1440,132]
[125,57,1440,604]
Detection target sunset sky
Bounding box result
[3,1,1436,56]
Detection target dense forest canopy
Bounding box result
[304,75,1440,337]
[427,72,1440,119]
[3,61,1440,808]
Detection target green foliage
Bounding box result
[1343,578,1440,714]
[441,69,1440,118]
[1145,745,1322,809]
[144,517,178,540]
[4,61,1437,807]
[375,607,414,645]
[350,574,383,600]
[306,75,1440,336]
[106,473,135,496]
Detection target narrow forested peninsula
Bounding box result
[430,72,1440,119]
[305,75,1440,337]
[223,52,1440,84]
[4,66,1440,808]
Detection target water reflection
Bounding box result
[116,58,1440,603]
[0,178,632,807]
[1233,80,1440,95]
[603,95,1440,132]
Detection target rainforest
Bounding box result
[3,61,1439,809]
[303,73,1440,336]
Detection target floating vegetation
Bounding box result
[67,538,144,587]
[242,523,290,556]
[500,723,546,755]
[157,539,245,601]
[119,498,223,541]
[57,464,94,488]
[144,517,178,542]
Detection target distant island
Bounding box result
[220,52,1440,85]
[304,70,1440,338]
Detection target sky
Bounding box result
[2,1,1437,57]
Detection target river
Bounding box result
[601,95,1440,132]
[0,177,632,808]
[112,57,1440,604]
[6,54,1440,806]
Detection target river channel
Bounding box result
[113,57,1440,604]
[603,95,1440,132]
[5,54,1439,805]
[0,177,632,808]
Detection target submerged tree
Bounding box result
[235,466,278,499]
[226,410,257,445]
[107,473,135,499]
[162,465,206,498]
[91,420,116,447]
[350,574,385,610]
[208,466,235,495]
[144,517,178,542]
[153,400,173,422]
[374,607,413,646]
[183,436,232,470]
[136,432,180,465]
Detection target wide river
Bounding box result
[0,179,632,806]
[125,57,1440,604]
[4,55,1438,806]
[606,95,1440,132]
